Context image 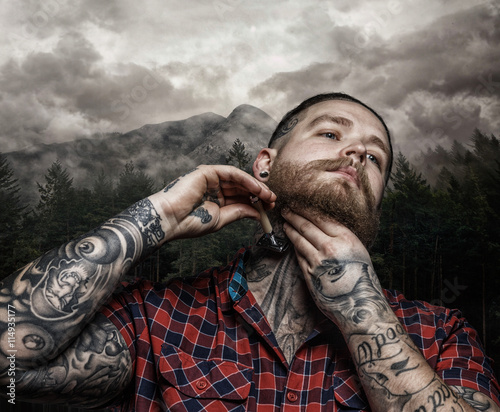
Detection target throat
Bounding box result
[246,249,323,364]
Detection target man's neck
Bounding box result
[245,245,325,364]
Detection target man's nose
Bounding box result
[340,141,367,165]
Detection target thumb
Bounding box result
[216,204,261,229]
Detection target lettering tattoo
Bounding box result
[353,322,425,402]
[407,378,466,412]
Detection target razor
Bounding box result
[251,197,289,253]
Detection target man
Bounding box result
[0,93,498,411]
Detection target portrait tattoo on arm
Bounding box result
[0,197,165,371]
[311,258,390,329]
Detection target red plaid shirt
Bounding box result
[101,249,500,411]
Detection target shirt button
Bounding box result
[287,391,298,402]
[196,379,208,390]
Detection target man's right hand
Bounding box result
[152,165,276,242]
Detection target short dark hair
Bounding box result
[268,92,393,183]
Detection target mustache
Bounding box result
[303,158,371,191]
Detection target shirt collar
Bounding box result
[228,253,249,302]
[217,247,250,312]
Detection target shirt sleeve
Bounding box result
[99,281,152,379]
[385,289,500,407]
[435,308,500,406]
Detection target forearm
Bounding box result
[344,314,477,411]
[5,314,133,407]
[316,259,491,411]
[0,194,167,371]
[282,204,499,411]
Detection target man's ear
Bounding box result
[253,148,277,182]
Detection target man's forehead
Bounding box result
[301,100,388,136]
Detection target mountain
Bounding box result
[4,105,277,205]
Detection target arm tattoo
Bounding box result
[352,322,425,401]
[14,314,132,407]
[0,198,164,369]
[312,258,390,328]
[127,199,165,248]
[312,259,496,411]
[450,386,496,411]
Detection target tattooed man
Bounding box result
[1,93,499,411]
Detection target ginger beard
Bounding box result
[267,156,381,249]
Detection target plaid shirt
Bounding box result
[101,249,500,411]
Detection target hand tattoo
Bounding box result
[163,168,198,192]
[190,207,212,224]
[311,259,389,329]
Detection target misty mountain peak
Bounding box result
[5,105,277,204]
[227,104,276,132]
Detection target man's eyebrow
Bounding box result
[306,113,391,162]
[306,114,354,130]
[367,135,391,161]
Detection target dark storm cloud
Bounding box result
[0,29,233,151]
[250,2,500,158]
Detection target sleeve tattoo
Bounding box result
[0,198,161,400]
[311,258,500,411]
[14,314,133,407]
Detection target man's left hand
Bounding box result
[281,209,388,332]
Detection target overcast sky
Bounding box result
[1,0,499,163]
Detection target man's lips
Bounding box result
[328,166,360,187]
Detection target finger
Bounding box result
[224,195,274,209]
[215,203,261,228]
[283,221,322,272]
[213,167,276,203]
[285,208,347,236]
[282,210,332,249]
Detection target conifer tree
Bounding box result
[35,160,76,249]
[115,161,156,211]
[226,138,251,172]
[0,153,26,278]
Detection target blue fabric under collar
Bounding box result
[229,257,248,302]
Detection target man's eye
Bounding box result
[321,132,337,140]
[367,154,380,167]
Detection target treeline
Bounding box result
[371,129,500,361]
[1,131,500,365]
[0,139,257,284]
